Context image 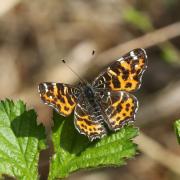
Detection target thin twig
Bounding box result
[0,0,21,16]
[90,21,180,69]
[137,81,180,126]
[136,132,180,175]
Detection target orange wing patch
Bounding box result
[101,91,138,131]
[74,103,106,141]
[38,83,79,116]
[93,48,147,92]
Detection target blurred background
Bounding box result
[0,0,180,180]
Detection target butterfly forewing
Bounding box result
[92,48,147,92]
[97,91,138,131]
[74,101,107,141]
[38,82,80,116]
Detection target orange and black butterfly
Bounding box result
[38,48,147,141]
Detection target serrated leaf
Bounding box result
[0,99,46,180]
[174,119,180,144]
[49,111,138,179]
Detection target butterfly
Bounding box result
[38,48,147,141]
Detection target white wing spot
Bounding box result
[38,86,41,93]
[130,51,135,57]
[117,57,124,62]
[133,56,138,60]
[117,57,124,61]
[140,48,148,59]
[43,83,48,92]
[130,51,138,60]
[120,60,125,64]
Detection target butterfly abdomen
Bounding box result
[92,106,104,121]
[83,85,104,122]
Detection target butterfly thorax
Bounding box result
[79,83,96,105]
[80,83,104,122]
[83,85,94,101]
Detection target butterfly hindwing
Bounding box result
[38,82,80,116]
[74,101,106,141]
[97,91,138,131]
[93,48,147,92]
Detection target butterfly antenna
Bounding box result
[61,60,88,84]
[92,50,95,56]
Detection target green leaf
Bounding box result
[160,43,180,64]
[49,111,138,179]
[123,7,153,32]
[174,119,180,144]
[0,99,46,180]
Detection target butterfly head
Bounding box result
[78,82,94,98]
